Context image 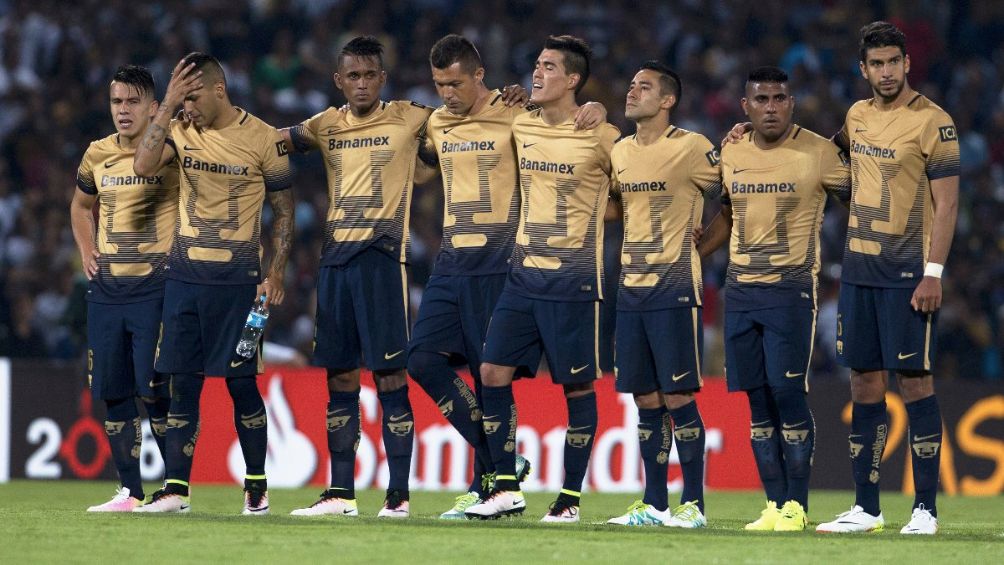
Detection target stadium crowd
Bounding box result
[0,0,1000,381]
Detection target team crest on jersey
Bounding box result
[705,148,721,166]
[938,125,957,142]
[276,140,289,157]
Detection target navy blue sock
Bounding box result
[165,373,204,491]
[773,388,814,510]
[227,376,267,478]
[327,389,360,498]
[407,351,492,492]
[670,400,706,512]
[480,384,518,491]
[747,387,787,505]
[379,386,414,494]
[105,397,143,499]
[906,395,941,517]
[141,396,170,465]
[562,392,597,496]
[851,400,888,516]
[637,406,670,511]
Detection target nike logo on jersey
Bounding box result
[785,371,804,378]
[183,144,202,151]
[854,127,867,133]
[522,142,537,149]
[617,168,627,175]
[671,371,691,382]
[389,412,412,422]
[104,161,120,168]
[897,352,918,360]
[384,350,404,360]
[442,127,456,135]
[913,433,941,442]
[732,167,750,174]
[570,365,590,375]
[782,421,807,429]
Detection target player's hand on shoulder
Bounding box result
[722,122,752,145]
[910,277,942,314]
[258,276,286,308]
[575,101,607,131]
[500,84,530,107]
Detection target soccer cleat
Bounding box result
[242,486,269,516]
[774,500,807,531]
[664,501,707,528]
[464,490,526,520]
[745,501,781,531]
[290,490,359,516]
[606,500,671,526]
[900,504,938,535]
[515,454,532,482]
[377,489,410,518]
[87,487,142,512]
[816,505,884,533]
[134,488,190,513]
[440,492,481,520]
[540,498,580,523]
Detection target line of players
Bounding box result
[75,20,958,535]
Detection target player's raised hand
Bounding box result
[910,277,942,313]
[163,60,202,110]
[500,84,530,107]
[574,101,607,130]
[258,276,286,308]
[722,121,752,145]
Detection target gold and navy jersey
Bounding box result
[425,91,525,275]
[612,126,721,311]
[290,100,432,266]
[509,110,620,301]
[76,134,179,303]
[167,109,292,285]
[841,94,960,287]
[721,125,850,311]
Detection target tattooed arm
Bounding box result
[259,188,295,307]
[134,59,203,176]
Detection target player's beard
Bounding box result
[874,78,904,103]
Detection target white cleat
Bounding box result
[606,501,671,526]
[242,488,269,516]
[900,504,938,535]
[816,505,884,533]
[464,490,526,520]
[377,500,410,518]
[440,492,481,520]
[290,491,359,516]
[540,500,580,523]
[87,487,142,512]
[664,501,707,528]
[134,489,191,513]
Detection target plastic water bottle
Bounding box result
[235,294,268,359]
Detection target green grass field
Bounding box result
[1,481,1001,563]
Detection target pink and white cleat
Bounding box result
[87,487,142,512]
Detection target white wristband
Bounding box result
[924,262,944,279]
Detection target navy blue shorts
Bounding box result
[482,289,595,384]
[87,298,168,400]
[614,307,703,394]
[724,307,816,392]
[313,247,410,371]
[409,273,506,377]
[155,280,260,378]
[837,282,937,373]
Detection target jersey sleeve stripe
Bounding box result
[926,155,960,180]
[263,171,293,192]
[76,173,97,194]
[288,125,314,153]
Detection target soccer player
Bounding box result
[131,52,295,515]
[698,66,850,531]
[70,65,178,511]
[816,22,959,535]
[464,35,620,522]
[281,37,430,519]
[410,34,606,519]
[603,62,721,528]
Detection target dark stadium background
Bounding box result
[0,0,1001,384]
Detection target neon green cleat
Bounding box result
[774,500,807,531]
[606,500,671,526]
[440,492,481,520]
[664,501,707,528]
[745,500,781,531]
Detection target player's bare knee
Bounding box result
[850,370,887,403]
[374,369,407,392]
[663,391,695,410]
[563,381,594,397]
[633,391,662,410]
[896,372,934,403]
[479,363,512,387]
[327,368,361,392]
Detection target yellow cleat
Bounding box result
[774,500,807,531]
[745,500,781,531]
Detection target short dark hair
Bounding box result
[340,35,384,69]
[859,21,907,62]
[639,60,681,103]
[746,66,789,85]
[181,52,226,86]
[543,35,591,94]
[429,34,482,74]
[111,64,155,98]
